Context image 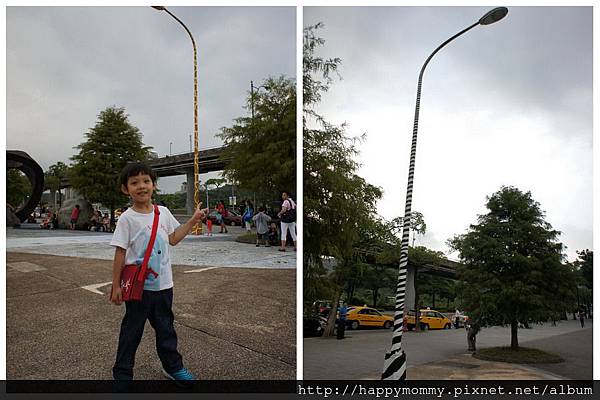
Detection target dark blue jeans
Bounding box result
[113,288,183,380]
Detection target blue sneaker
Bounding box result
[162,367,196,387]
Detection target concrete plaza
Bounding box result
[6,224,297,380]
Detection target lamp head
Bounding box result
[479,7,508,25]
[151,6,166,11]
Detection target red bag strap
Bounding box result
[137,204,160,282]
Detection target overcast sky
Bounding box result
[304,6,593,262]
[6,6,296,193]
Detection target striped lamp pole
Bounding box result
[152,6,203,234]
[382,7,508,380]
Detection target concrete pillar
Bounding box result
[186,170,194,215]
[404,264,416,314]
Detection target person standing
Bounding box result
[70,204,80,230]
[277,191,296,252]
[243,200,254,232]
[216,200,229,234]
[578,311,585,328]
[252,206,271,246]
[337,301,348,340]
[466,321,480,351]
[206,215,213,236]
[110,162,208,383]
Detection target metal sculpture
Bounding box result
[6,150,44,222]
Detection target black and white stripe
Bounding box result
[382,20,480,381]
[381,79,420,380]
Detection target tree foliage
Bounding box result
[44,161,69,207]
[7,169,32,207]
[70,106,152,220]
[155,192,186,210]
[572,249,593,290]
[449,186,573,349]
[303,23,382,267]
[219,76,296,199]
[303,23,383,318]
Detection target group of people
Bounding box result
[89,209,112,232]
[252,191,297,252]
[207,193,297,252]
[39,207,59,229]
[38,205,71,230]
[39,204,113,232]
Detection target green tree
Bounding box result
[155,192,186,210]
[570,249,593,316]
[390,211,427,246]
[449,186,573,350]
[7,169,32,207]
[303,23,383,336]
[409,246,444,331]
[44,161,69,208]
[573,249,593,290]
[219,76,296,199]
[70,106,152,223]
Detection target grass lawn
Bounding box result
[473,347,564,364]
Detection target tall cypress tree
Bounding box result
[449,186,575,349]
[70,106,151,223]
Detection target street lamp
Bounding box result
[382,7,508,381]
[152,5,202,234]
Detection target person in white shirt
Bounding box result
[277,191,297,252]
[110,162,208,384]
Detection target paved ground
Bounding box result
[304,319,592,380]
[6,225,296,380]
[7,223,296,269]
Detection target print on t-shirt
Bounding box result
[130,226,170,291]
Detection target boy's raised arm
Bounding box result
[169,205,209,246]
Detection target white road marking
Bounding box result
[183,267,221,273]
[81,281,112,295]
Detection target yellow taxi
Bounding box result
[345,306,394,330]
[404,309,452,330]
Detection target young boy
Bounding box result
[110,162,208,383]
[252,206,271,247]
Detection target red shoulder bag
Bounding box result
[119,204,160,302]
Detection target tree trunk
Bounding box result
[510,320,519,350]
[345,284,352,303]
[446,297,450,310]
[414,275,421,332]
[323,291,341,337]
[373,288,379,308]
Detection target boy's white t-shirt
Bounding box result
[110,205,180,291]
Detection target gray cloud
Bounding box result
[304,6,592,261]
[7,6,296,192]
